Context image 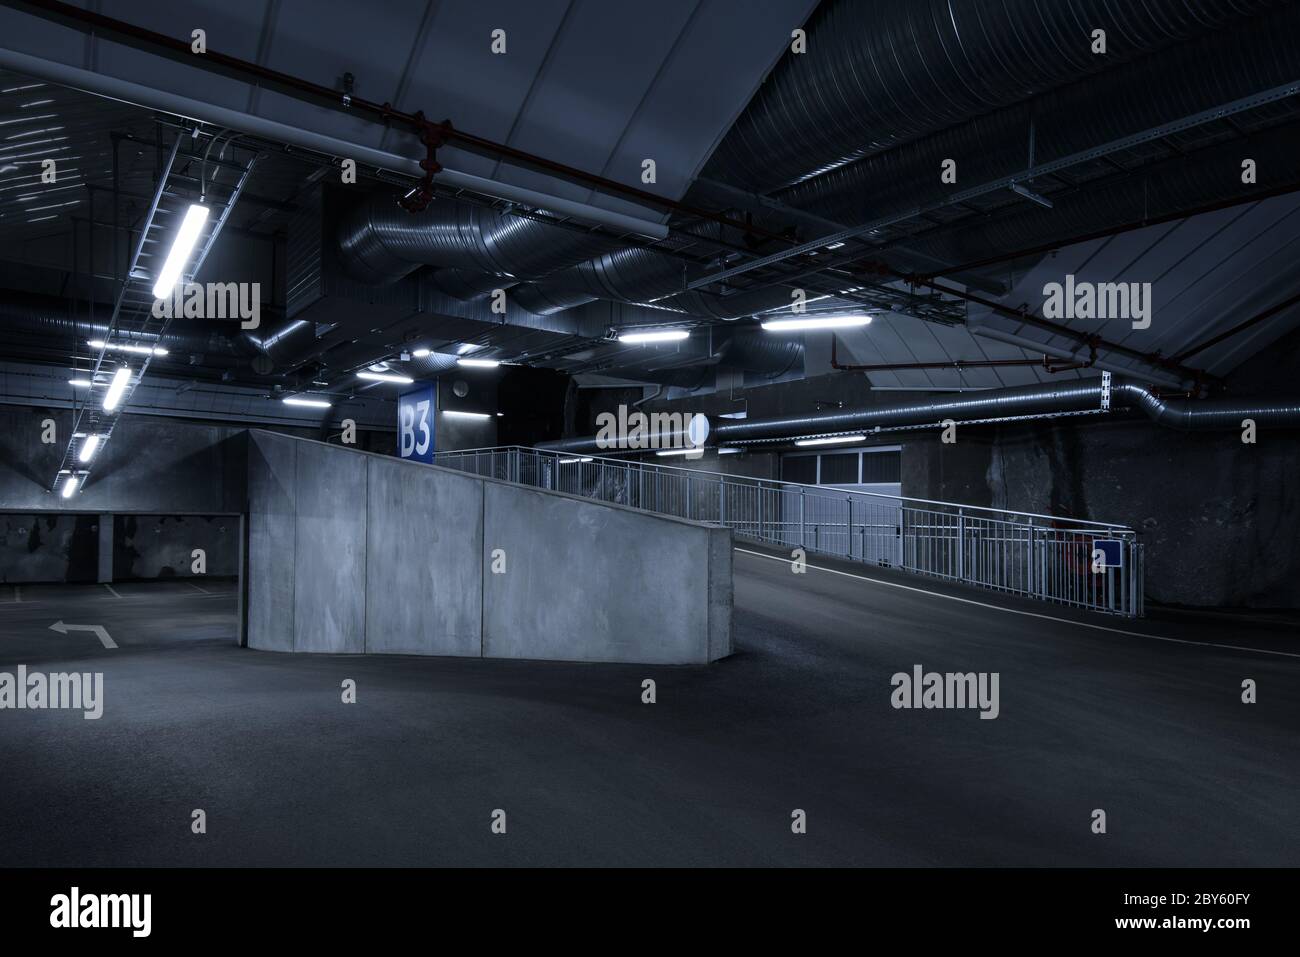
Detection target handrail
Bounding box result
[435,445,1137,534]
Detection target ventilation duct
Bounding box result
[538,376,1300,452]
[0,295,258,358]
[772,4,1300,236]
[704,0,1279,195]
[336,195,623,285]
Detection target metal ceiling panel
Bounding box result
[0,0,816,220]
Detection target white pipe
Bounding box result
[0,46,670,241]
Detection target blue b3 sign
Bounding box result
[398,384,435,463]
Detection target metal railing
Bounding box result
[431,446,1145,617]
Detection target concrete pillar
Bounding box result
[97,513,113,583]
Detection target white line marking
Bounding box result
[187,580,210,594]
[734,547,1300,660]
[48,620,117,649]
[102,583,123,599]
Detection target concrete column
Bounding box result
[97,513,114,583]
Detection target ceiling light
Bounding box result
[61,474,80,499]
[718,447,742,454]
[282,396,332,408]
[655,448,705,457]
[794,434,866,447]
[618,329,690,344]
[761,314,873,332]
[442,410,491,419]
[1009,182,1053,209]
[558,457,594,464]
[457,357,500,368]
[88,339,168,356]
[152,203,209,299]
[102,366,132,411]
[356,371,414,384]
[77,435,102,463]
[68,378,91,387]
[412,348,431,358]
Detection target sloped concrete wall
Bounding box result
[481,482,730,664]
[245,431,731,663]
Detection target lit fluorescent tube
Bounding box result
[558,457,594,464]
[77,434,101,463]
[102,366,132,411]
[618,329,690,344]
[61,475,79,498]
[356,371,414,384]
[794,434,866,447]
[655,448,705,457]
[89,339,168,356]
[152,203,209,299]
[412,348,431,358]
[442,410,491,420]
[68,378,91,387]
[282,396,332,408]
[761,314,874,331]
[457,357,500,368]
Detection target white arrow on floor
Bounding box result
[48,620,117,649]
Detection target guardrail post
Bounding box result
[799,487,806,549]
[957,508,965,581]
[719,478,727,527]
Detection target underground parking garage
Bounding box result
[0,0,1297,937]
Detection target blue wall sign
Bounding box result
[1092,538,1123,568]
[397,383,436,463]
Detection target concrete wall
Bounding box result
[113,514,239,580]
[0,513,98,583]
[246,431,731,664]
[902,417,1300,609]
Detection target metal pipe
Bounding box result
[3,2,762,236]
[539,375,1300,452]
[0,45,670,241]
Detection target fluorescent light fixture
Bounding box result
[618,329,689,344]
[68,378,91,387]
[282,396,332,408]
[718,447,742,455]
[151,203,209,299]
[718,411,748,419]
[761,314,873,331]
[794,434,866,447]
[442,410,491,420]
[77,434,102,463]
[1009,182,1053,209]
[558,457,594,464]
[367,362,390,373]
[88,339,167,356]
[412,348,431,358]
[655,448,705,457]
[102,366,132,411]
[356,371,414,384]
[457,357,500,368]
[61,475,79,498]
